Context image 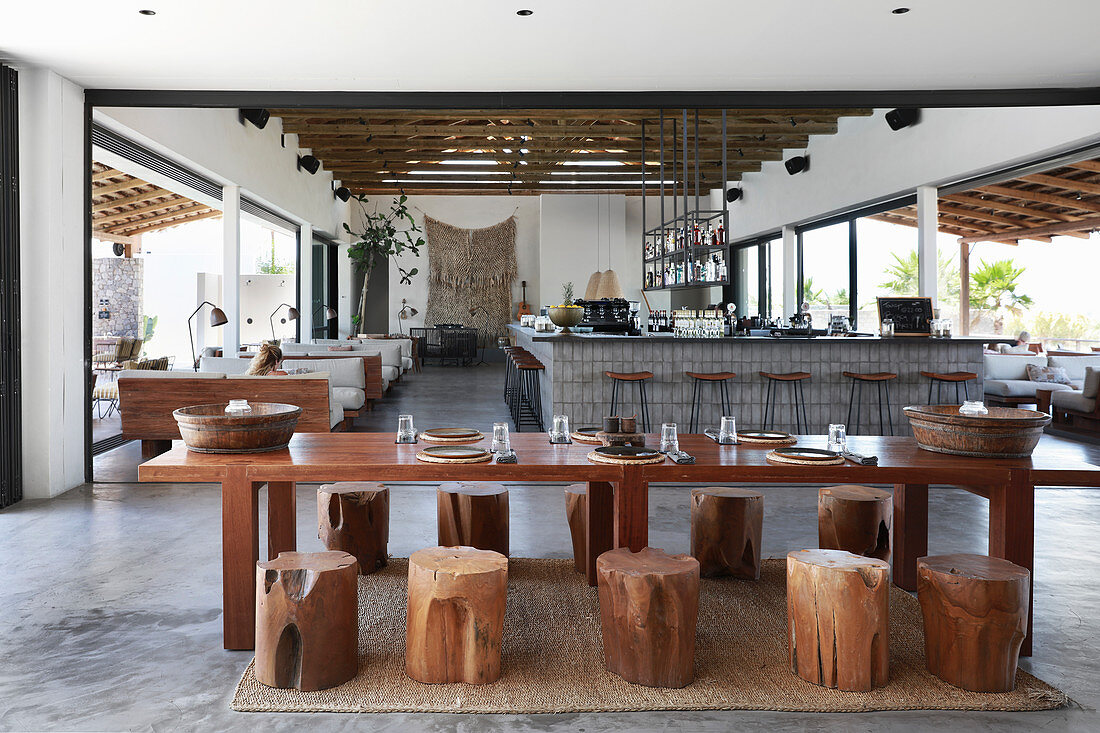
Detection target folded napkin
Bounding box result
[495,450,518,464]
[842,450,878,466]
[703,428,737,445]
[668,450,696,464]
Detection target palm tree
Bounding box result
[879,249,961,301]
[969,259,1032,334]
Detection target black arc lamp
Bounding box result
[270,303,300,341]
[188,301,228,371]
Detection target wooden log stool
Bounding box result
[597,547,700,688]
[437,482,509,556]
[917,553,1030,692]
[255,550,359,692]
[818,485,892,563]
[317,482,389,574]
[564,484,587,573]
[405,546,509,684]
[690,487,764,580]
[787,549,890,691]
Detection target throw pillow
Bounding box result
[1001,344,1033,355]
[1026,363,1073,385]
[328,345,353,351]
[1084,367,1100,399]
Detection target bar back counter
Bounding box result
[509,325,990,435]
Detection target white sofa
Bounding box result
[1051,367,1099,415]
[199,357,345,428]
[282,340,404,387]
[984,353,1100,404]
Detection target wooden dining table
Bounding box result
[138,432,1100,652]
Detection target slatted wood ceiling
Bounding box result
[91,161,220,240]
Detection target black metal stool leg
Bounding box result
[885,379,894,436]
[609,378,619,418]
[721,379,732,419]
[964,380,971,401]
[763,379,773,430]
[846,378,856,433]
[690,379,699,433]
[799,379,809,434]
[876,381,885,434]
[955,381,961,404]
[640,381,650,433]
[928,378,934,404]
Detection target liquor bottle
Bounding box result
[717,221,725,245]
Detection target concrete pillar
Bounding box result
[299,222,313,341]
[222,184,241,353]
[337,240,353,337]
[782,225,797,318]
[959,241,971,335]
[917,185,938,309]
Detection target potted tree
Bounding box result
[344,194,425,331]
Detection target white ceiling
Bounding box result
[3,0,1100,92]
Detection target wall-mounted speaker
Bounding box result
[239,108,270,130]
[334,186,351,202]
[112,242,125,256]
[885,108,920,131]
[785,156,809,175]
[725,188,743,203]
[297,155,321,175]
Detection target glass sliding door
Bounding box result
[311,242,330,339]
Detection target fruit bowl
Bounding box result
[547,305,584,333]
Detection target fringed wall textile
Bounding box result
[423,216,517,344]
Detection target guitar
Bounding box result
[517,280,533,318]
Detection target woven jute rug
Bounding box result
[232,558,1066,714]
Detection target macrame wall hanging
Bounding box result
[423,215,517,345]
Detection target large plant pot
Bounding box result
[903,405,1051,458]
[547,306,584,333]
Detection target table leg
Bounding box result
[265,481,297,560]
[222,466,259,651]
[614,466,648,552]
[892,483,928,592]
[585,481,614,587]
[989,473,1035,657]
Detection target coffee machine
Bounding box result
[573,298,632,333]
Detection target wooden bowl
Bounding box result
[173,402,302,453]
[902,405,1051,458]
[547,306,584,332]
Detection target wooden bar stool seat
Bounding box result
[690,487,763,579]
[597,547,700,688]
[787,549,890,691]
[605,371,653,432]
[255,551,358,691]
[685,371,736,432]
[564,484,587,574]
[818,485,892,563]
[406,546,509,684]
[317,482,390,574]
[917,554,1030,692]
[759,371,811,433]
[843,371,898,435]
[437,482,509,556]
[920,370,979,404]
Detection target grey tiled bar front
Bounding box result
[509,326,986,435]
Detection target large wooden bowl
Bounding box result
[547,306,584,333]
[173,402,302,453]
[903,405,1051,458]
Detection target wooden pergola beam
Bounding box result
[272,108,873,120]
[104,204,213,233]
[92,178,149,196]
[282,121,841,137]
[1065,160,1100,173]
[975,185,1100,215]
[92,168,124,182]
[91,230,138,246]
[109,208,222,236]
[940,193,1078,223]
[92,189,177,213]
[957,214,1100,244]
[1018,173,1100,197]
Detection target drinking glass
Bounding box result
[827,423,847,453]
[491,422,511,454]
[396,414,417,443]
[225,399,252,414]
[550,414,570,443]
[718,416,738,444]
[660,423,679,454]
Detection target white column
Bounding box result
[917,185,939,308]
[298,223,313,342]
[222,185,241,353]
[782,225,797,318]
[337,241,353,337]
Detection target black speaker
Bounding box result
[112,242,125,256]
[334,186,352,202]
[297,155,321,175]
[239,108,270,130]
[785,156,808,175]
[725,187,743,203]
[885,108,920,131]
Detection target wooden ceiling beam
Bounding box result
[92,189,178,213]
[111,209,223,236]
[1065,160,1100,173]
[975,185,1100,215]
[91,168,124,182]
[91,230,138,246]
[940,193,1078,223]
[92,178,149,196]
[867,214,1031,246]
[957,214,1100,244]
[1018,173,1100,197]
[104,203,212,233]
[271,108,871,120]
[282,122,840,137]
[935,203,1053,229]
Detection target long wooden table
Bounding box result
[138,433,1100,652]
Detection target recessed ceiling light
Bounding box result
[517,9,533,16]
[138,9,156,15]
[891,7,910,13]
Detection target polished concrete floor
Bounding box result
[9,363,1100,732]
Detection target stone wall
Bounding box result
[92,257,143,338]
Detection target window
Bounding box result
[798,222,852,325]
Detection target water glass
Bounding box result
[660,423,679,454]
[718,416,738,444]
[827,423,847,453]
[491,422,511,454]
[550,414,571,443]
[225,399,251,414]
[396,414,417,443]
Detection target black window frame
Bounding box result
[0,64,21,509]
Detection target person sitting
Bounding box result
[245,342,286,375]
[997,330,1035,355]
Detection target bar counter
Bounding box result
[509,325,991,435]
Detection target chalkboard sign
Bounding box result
[876,297,934,336]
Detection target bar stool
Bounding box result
[920,370,978,404]
[843,371,897,435]
[514,356,545,431]
[685,371,736,433]
[606,371,653,432]
[759,371,811,433]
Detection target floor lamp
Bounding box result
[313,304,337,338]
[270,303,300,342]
[397,298,418,335]
[188,301,228,371]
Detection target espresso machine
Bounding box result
[573,298,632,333]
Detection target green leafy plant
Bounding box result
[879,248,961,301]
[344,195,425,328]
[256,232,294,274]
[140,314,157,344]
[561,282,574,306]
[969,258,1033,334]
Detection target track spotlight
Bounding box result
[785,156,809,175]
[297,155,321,175]
[885,108,920,131]
[725,188,743,203]
[239,108,270,130]
[334,186,351,202]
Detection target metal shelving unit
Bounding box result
[642,109,730,292]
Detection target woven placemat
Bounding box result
[231,558,1066,714]
[415,451,493,464]
[418,432,486,444]
[571,432,603,445]
[765,451,845,467]
[738,435,798,445]
[586,451,666,466]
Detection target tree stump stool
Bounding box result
[405,546,509,684]
[787,549,890,691]
[255,551,358,692]
[317,482,389,574]
[564,484,587,573]
[917,553,1030,692]
[437,482,509,556]
[597,547,700,688]
[690,487,764,579]
[818,485,892,563]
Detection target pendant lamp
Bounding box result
[594,269,624,300]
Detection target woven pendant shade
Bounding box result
[583,271,603,301]
[594,269,624,300]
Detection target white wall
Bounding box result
[241,274,298,344]
[18,68,86,499]
[726,105,1100,241]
